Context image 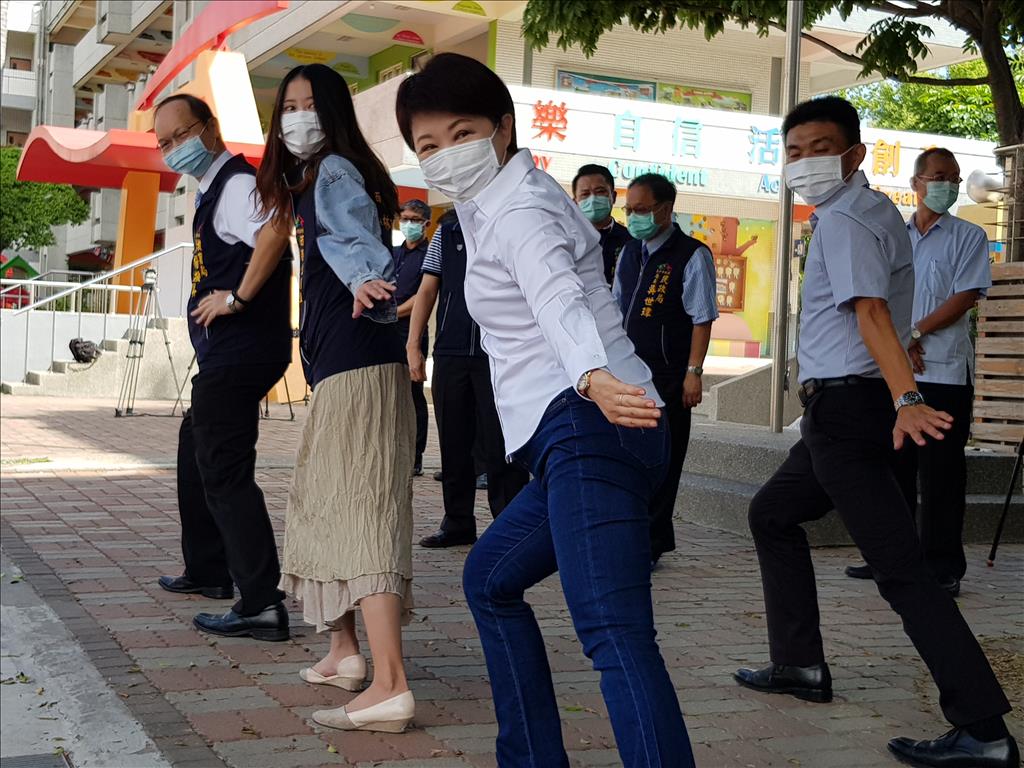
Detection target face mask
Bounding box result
[419,128,504,203]
[922,180,959,214]
[281,111,326,160]
[400,221,425,242]
[164,126,215,179]
[783,146,856,205]
[627,206,664,240]
[579,194,612,223]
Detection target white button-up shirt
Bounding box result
[197,151,270,248]
[455,149,659,457]
[908,212,991,386]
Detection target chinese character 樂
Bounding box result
[614,112,641,151]
[673,118,702,158]
[748,126,780,165]
[532,100,569,142]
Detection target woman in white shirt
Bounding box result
[396,53,695,768]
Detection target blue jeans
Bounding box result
[463,390,694,768]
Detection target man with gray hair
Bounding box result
[394,199,432,475]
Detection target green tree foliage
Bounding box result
[839,58,1024,141]
[521,1,1024,145]
[0,147,89,251]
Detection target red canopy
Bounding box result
[16,126,265,192]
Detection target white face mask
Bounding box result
[281,111,326,160]
[783,146,856,205]
[419,128,505,203]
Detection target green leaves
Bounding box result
[0,147,89,252]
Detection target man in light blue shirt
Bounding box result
[846,148,991,595]
[734,96,1014,767]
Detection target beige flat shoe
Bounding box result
[312,690,415,733]
[298,653,367,691]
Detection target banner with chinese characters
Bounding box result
[510,85,999,211]
[656,83,752,112]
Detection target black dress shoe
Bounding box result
[734,662,833,703]
[193,602,289,642]
[433,471,443,482]
[412,459,424,477]
[419,530,477,548]
[888,728,1019,767]
[845,563,874,580]
[939,577,961,597]
[159,575,233,600]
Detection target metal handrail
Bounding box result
[0,269,95,297]
[13,242,192,316]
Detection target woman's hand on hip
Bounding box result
[353,279,396,319]
[586,369,661,428]
[408,345,427,383]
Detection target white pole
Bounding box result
[769,0,804,432]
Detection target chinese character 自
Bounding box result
[748,126,780,165]
[532,100,569,142]
[872,139,901,177]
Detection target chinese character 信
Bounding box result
[748,126,780,165]
[614,112,641,151]
[532,100,569,142]
[872,139,901,177]
[673,118,701,158]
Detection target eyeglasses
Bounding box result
[623,202,665,216]
[157,120,205,154]
[916,174,962,184]
[399,216,426,224]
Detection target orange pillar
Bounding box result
[112,171,161,313]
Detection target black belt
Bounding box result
[798,375,867,406]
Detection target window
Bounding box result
[378,62,404,83]
[8,57,31,71]
[174,216,185,227]
[6,131,28,147]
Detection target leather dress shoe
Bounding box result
[419,530,477,548]
[845,563,874,580]
[159,575,233,600]
[888,727,1019,767]
[939,577,961,597]
[433,470,443,482]
[193,602,289,642]
[734,662,832,703]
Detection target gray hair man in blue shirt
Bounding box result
[845,148,992,597]
[733,97,1015,768]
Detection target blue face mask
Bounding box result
[164,128,216,179]
[922,180,959,214]
[627,209,663,240]
[579,194,612,223]
[400,221,425,243]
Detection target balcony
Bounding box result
[1,69,37,111]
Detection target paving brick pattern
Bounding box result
[1,396,1022,767]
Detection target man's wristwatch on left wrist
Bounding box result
[894,391,925,412]
[687,365,703,376]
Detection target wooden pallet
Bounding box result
[973,262,1024,453]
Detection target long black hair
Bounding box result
[257,64,398,231]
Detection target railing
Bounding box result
[0,243,192,383]
[0,269,97,309]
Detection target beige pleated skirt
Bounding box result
[279,362,415,632]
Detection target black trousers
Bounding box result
[748,379,1009,726]
[893,380,974,581]
[177,362,287,616]
[649,376,692,558]
[410,329,429,465]
[432,355,528,535]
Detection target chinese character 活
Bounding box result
[872,139,900,177]
[614,111,641,151]
[532,100,569,142]
[673,118,701,158]
[748,126,780,165]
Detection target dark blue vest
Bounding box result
[616,224,701,387]
[189,154,291,370]
[433,218,485,358]
[292,173,404,389]
[600,220,634,286]
[393,240,428,355]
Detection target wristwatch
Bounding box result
[687,365,703,376]
[910,326,922,342]
[576,369,595,398]
[894,391,925,412]
[226,290,250,314]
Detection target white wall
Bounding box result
[0,309,132,382]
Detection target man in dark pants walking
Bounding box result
[613,173,717,567]
[734,97,1015,767]
[394,199,432,476]
[406,210,528,547]
[845,147,991,597]
[154,94,293,642]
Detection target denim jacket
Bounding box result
[313,154,397,324]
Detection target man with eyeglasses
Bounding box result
[845,148,992,597]
[613,173,718,568]
[394,199,432,476]
[154,93,294,642]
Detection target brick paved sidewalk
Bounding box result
[1,396,1021,767]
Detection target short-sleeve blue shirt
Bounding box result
[798,170,915,382]
[908,213,991,386]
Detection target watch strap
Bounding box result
[231,289,250,307]
[894,391,925,411]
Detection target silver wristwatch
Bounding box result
[910,326,922,342]
[687,365,703,376]
[894,391,925,412]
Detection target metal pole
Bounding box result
[769,0,804,432]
